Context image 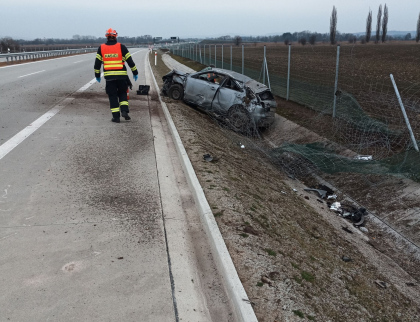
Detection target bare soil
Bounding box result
[150,51,420,321]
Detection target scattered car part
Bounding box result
[261,276,272,286]
[304,188,328,199]
[351,208,366,226]
[354,155,373,161]
[342,227,353,234]
[203,154,213,162]
[137,85,150,95]
[330,202,342,212]
[341,256,352,262]
[375,280,387,288]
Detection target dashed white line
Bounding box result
[18,70,45,78]
[0,77,100,161]
[73,60,84,64]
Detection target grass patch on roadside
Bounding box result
[265,248,276,256]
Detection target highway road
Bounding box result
[0,50,233,321]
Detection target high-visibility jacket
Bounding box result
[94,39,138,80]
[101,43,125,76]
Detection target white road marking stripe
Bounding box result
[0,77,99,161]
[73,60,84,64]
[18,70,45,78]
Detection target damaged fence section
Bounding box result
[166,42,420,179]
[162,42,420,256]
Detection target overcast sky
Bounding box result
[1,0,419,40]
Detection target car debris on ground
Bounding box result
[354,155,373,161]
[304,185,368,229]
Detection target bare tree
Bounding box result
[366,9,372,43]
[375,4,382,43]
[416,12,420,43]
[234,35,242,46]
[382,4,388,42]
[330,6,337,45]
[309,34,317,45]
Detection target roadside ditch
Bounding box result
[148,49,420,322]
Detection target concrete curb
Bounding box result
[146,55,258,322]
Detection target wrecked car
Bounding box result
[162,67,277,132]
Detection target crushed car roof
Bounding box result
[206,68,270,93]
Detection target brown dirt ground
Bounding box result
[150,51,420,321]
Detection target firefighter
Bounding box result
[94,28,138,123]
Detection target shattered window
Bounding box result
[223,78,241,91]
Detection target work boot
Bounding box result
[121,111,131,120]
[111,117,120,123]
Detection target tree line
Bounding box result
[330,4,419,45]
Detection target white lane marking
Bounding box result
[0,77,99,161]
[18,70,45,78]
[73,60,84,64]
[1,233,17,241]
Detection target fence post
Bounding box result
[263,45,266,85]
[209,45,211,66]
[242,44,244,75]
[390,74,419,152]
[222,45,224,69]
[333,45,340,118]
[215,44,217,68]
[230,46,232,71]
[265,56,271,90]
[204,45,206,65]
[199,45,202,64]
[286,44,291,101]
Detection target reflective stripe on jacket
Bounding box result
[94,40,138,80]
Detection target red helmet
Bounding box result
[105,28,118,38]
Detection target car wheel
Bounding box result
[228,105,252,133]
[168,84,184,100]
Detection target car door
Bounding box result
[184,72,220,109]
[211,77,244,114]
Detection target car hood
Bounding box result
[162,69,188,80]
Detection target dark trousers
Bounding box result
[105,79,129,118]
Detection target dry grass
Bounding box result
[149,50,420,322]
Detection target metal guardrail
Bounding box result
[0,48,97,63]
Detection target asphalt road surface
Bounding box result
[0,49,233,321]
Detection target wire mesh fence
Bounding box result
[168,42,420,177]
[164,42,420,251]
